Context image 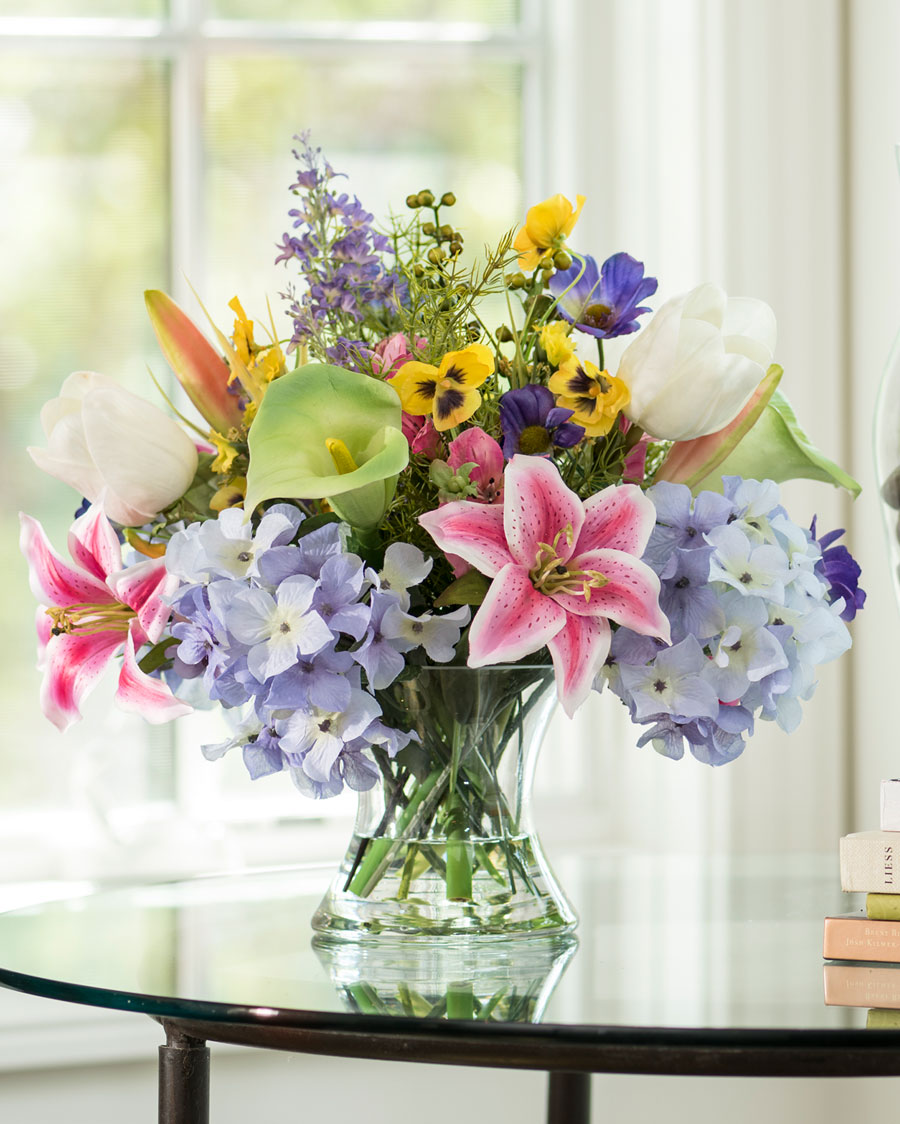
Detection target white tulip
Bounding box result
[616,282,777,441]
[28,372,199,526]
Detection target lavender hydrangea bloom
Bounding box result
[548,252,657,339]
[617,636,719,721]
[604,478,857,765]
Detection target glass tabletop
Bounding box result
[0,850,884,1045]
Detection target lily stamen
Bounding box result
[46,602,135,636]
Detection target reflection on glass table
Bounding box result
[1,853,900,1124]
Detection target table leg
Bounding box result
[158,1021,210,1124]
[546,1071,591,1124]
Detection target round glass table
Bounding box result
[0,851,897,1124]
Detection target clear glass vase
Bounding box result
[874,146,900,608]
[311,664,578,941]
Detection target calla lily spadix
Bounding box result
[19,503,191,731]
[27,371,199,527]
[420,455,670,716]
[244,363,409,529]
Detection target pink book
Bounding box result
[824,912,900,963]
[824,962,900,1007]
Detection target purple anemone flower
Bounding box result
[810,518,866,621]
[499,385,585,459]
[548,252,657,339]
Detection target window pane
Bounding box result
[202,53,522,320]
[0,1,165,15]
[210,0,519,25]
[0,56,170,811]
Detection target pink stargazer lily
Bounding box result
[420,455,670,716]
[20,502,191,731]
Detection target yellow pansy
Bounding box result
[512,193,586,272]
[549,356,630,437]
[391,343,494,432]
[540,321,576,367]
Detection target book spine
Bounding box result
[867,1009,900,1029]
[867,893,900,921]
[824,963,900,1008]
[840,835,900,892]
[824,915,900,962]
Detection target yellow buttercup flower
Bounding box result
[513,193,585,272]
[540,321,576,367]
[391,343,494,432]
[549,357,630,437]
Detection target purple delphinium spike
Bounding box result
[548,252,657,339]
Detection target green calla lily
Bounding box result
[702,388,861,497]
[244,363,409,528]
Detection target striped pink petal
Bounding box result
[503,455,584,568]
[40,629,124,732]
[419,501,513,577]
[107,558,177,644]
[553,549,671,640]
[574,483,657,558]
[117,625,192,724]
[467,562,566,666]
[19,512,113,608]
[547,613,611,718]
[67,502,123,582]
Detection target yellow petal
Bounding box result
[391,361,440,415]
[540,322,576,366]
[523,193,585,250]
[433,386,482,431]
[438,344,493,390]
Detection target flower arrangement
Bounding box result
[20,133,865,933]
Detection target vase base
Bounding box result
[311,832,578,941]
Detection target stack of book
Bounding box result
[824,779,900,1024]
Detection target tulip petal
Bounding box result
[419,501,513,578]
[554,549,671,641]
[503,455,584,568]
[145,290,243,434]
[574,482,657,558]
[468,563,566,666]
[547,613,611,718]
[40,630,124,732]
[117,625,192,724]
[27,410,105,503]
[19,512,112,608]
[67,502,124,582]
[82,387,199,525]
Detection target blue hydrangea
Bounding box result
[602,477,854,765]
[165,509,469,796]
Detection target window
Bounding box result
[0,0,555,883]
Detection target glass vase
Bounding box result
[874,146,900,608]
[311,664,578,941]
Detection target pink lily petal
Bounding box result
[67,501,124,582]
[19,512,113,609]
[40,629,124,732]
[35,605,52,667]
[574,483,657,558]
[553,549,671,641]
[547,614,611,718]
[117,625,192,724]
[107,558,177,644]
[419,501,514,577]
[503,455,584,568]
[468,563,566,666]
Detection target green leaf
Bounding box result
[434,570,491,607]
[706,389,861,496]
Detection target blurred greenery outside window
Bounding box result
[0,3,534,876]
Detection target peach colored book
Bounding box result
[824,962,900,1008]
[824,912,900,963]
